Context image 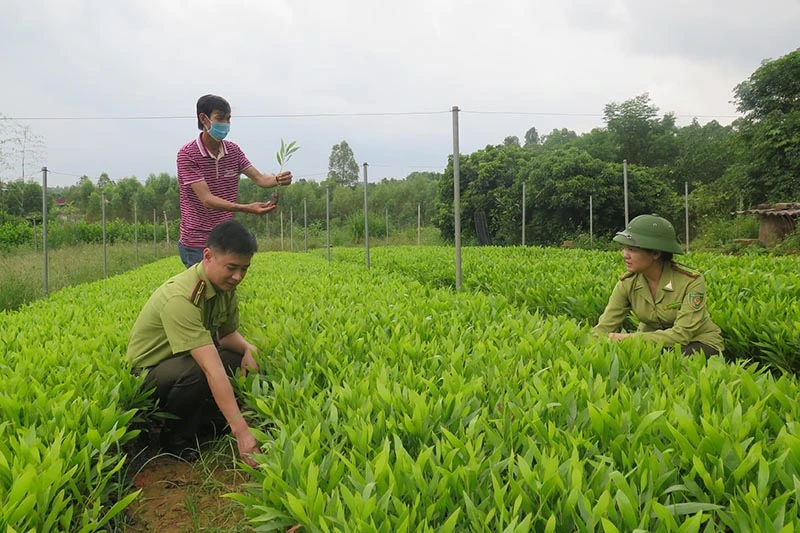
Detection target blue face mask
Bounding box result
[207,121,230,141]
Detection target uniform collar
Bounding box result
[193,261,218,301]
[661,266,676,292]
[631,263,674,303]
[195,133,228,160]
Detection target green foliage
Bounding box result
[727,48,800,204]
[238,174,442,246]
[436,145,681,247]
[0,178,48,219]
[346,212,385,244]
[0,241,178,311]
[4,249,800,531]
[0,219,179,250]
[523,126,539,148]
[435,144,534,246]
[691,215,760,249]
[228,251,800,530]
[276,139,300,173]
[771,228,800,255]
[669,119,734,190]
[524,149,681,244]
[603,93,679,167]
[734,48,800,118]
[541,127,578,149]
[327,140,359,188]
[0,219,32,250]
[329,246,800,372]
[0,265,163,530]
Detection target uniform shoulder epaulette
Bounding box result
[671,261,700,278]
[190,280,206,307]
[619,271,635,281]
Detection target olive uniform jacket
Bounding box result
[593,261,724,352]
[126,262,239,369]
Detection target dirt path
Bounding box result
[123,445,252,532]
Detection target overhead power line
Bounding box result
[462,110,741,119]
[0,108,741,121]
[1,110,451,121]
[48,170,87,178]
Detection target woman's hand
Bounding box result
[608,332,630,342]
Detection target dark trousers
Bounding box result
[681,342,720,356]
[143,349,243,446]
[178,241,204,268]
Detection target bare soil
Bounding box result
[123,443,252,532]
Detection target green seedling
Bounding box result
[271,139,299,205]
[276,139,300,174]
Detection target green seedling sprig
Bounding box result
[270,139,299,205]
[276,139,300,174]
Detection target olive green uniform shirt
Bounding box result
[126,262,239,369]
[593,262,724,352]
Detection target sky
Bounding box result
[1,0,798,188]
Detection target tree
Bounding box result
[669,119,733,189]
[435,144,534,245]
[111,177,144,221]
[572,128,619,163]
[64,176,96,211]
[503,136,520,147]
[734,49,800,119]
[524,126,540,148]
[97,172,114,190]
[603,93,678,167]
[728,48,800,204]
[145,172,179,215]
[327,141,359,187]
[0,115,46,180]
[2,178,46,218]
[522,148,681,244]
[541,128,578,150]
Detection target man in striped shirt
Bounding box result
[177,94,292,267]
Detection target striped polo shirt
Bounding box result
[176,133,252,248]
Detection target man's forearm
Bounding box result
[218,331,251,353]
[204,368,249,435]
[201,194,246,213]
[253,173,279,188]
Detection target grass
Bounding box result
[0,241,180,311]
[121,437,252,533]
[256,224,443,252]
[185,440,252,533]
[0,227,444,312]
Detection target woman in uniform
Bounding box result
[593,214,724,355]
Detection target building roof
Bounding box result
[732,202,800,217]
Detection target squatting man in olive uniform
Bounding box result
[593,214,724,355]
[127,220,261,466]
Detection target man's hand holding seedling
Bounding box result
[273,170,293,186]
[274,139,299,189]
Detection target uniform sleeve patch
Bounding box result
[688,292,704,310]
[190,280,206,307]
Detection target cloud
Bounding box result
[0,0,796,187]
[565,0,800,69]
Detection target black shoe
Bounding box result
[160,430,201,461]
[162,439,201,462]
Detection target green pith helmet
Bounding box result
[612,214,684,254]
